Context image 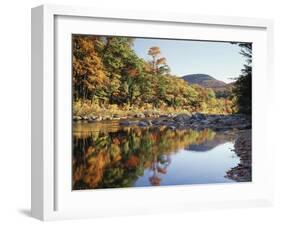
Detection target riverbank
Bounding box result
[73,113,251,131]
[73,111,182,122]
[225,129,252,182]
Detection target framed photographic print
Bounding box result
[31,4,274,221]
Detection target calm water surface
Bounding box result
[72,121,239,190]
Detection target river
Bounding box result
[72,121,240,190]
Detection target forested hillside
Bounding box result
[181,73,234,98]
[72,35,247,118]
[181,74,226,88]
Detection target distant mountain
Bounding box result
[184,131,237,152]
[181,74,234,98]
[181,74,226,89]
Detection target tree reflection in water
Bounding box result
[72,123,233,190]
[149,155,171,186]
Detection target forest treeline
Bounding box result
[72,35,251,116]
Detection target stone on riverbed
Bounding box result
[102,115,113,120]
[74,112,251,135]
[138,119,152,127]
[112,114,122,120]
[144,111,155,117]
[95,116,102,122]
[73,116,82,121]
[134,113,145,118]
[191,113,206,120]
[173,113,191,122]
[119,121,131,126]
[151,117,171,125]
[119,120,138,126]
[87,116,102,122]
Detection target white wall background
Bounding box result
[0,0,280,225]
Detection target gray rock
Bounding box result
[201,119,211,124]
[119,120,138,126]
[213,127,229,132]
[119,121,132,126]
[95,116,102,122]
[88,116,95,120]
[103,115,113,120]
[212,117,222,123]
[138,121,148,127]
[86,116,101,122]
[134,113,145,118]
[151,117,170,125]
[145,111,159,117]
[151,119,161,125]
[73,116,82,121]
[138,119,152,127]
[145,119,153,126]
[237,123,251,130]
[173,113,191,122]
[191,113,206,120]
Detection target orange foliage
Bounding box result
[126,155,139,168]
[83,151,109,188]
[112,138,121,145]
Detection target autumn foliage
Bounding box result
[72,35,236,115]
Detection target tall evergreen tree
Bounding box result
[233,43,252,115]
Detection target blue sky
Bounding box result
[133,38,246,83]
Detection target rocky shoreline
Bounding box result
[73,112,251,132]
[225,129,252,182]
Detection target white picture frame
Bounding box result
[31,4,274,221]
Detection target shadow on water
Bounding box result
[72,121,239,190]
